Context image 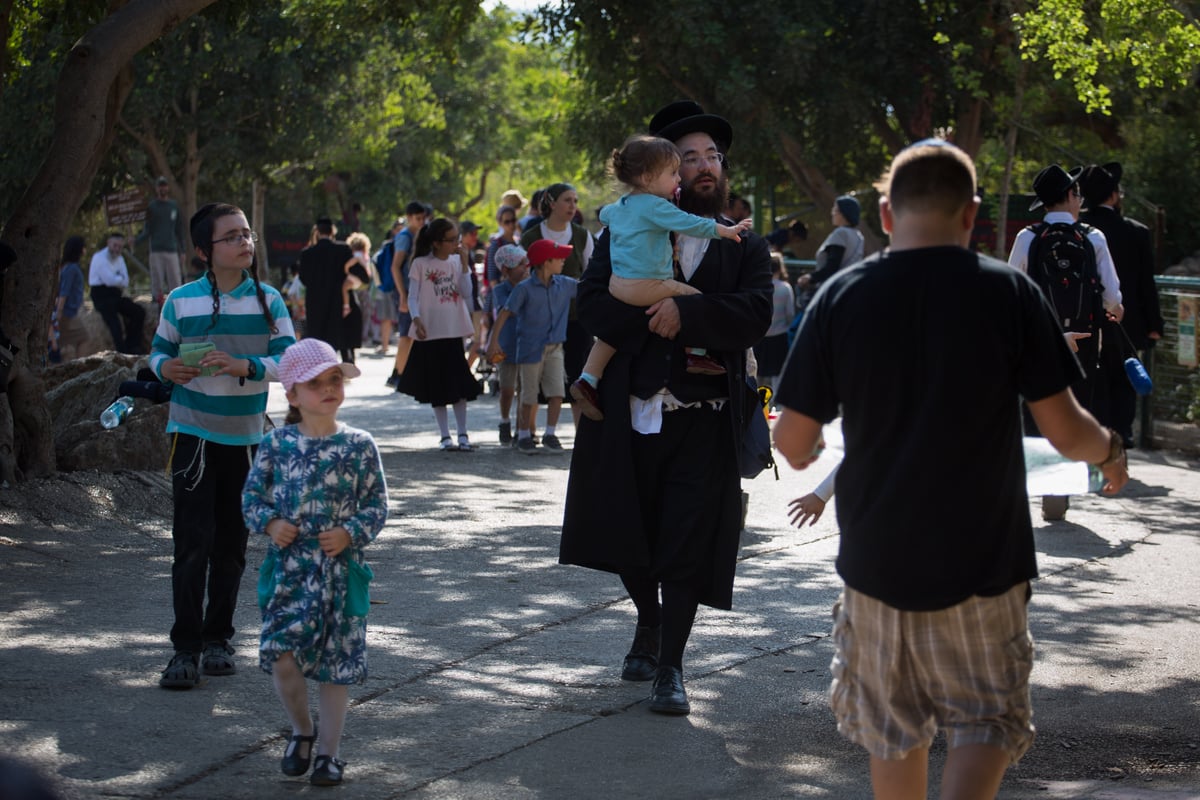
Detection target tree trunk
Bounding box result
[0,0,218,480]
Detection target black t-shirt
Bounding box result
[775,246,1082,610]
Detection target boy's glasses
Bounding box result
[214,231,258,246]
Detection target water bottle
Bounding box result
[100,396,134,429]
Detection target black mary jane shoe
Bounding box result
[281,732,317,776]
[310,755,347,786]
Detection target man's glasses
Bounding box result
[681,152,725,169]
[214,231,258,246]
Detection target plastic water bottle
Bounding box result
[100,396,134,429]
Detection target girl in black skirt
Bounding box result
[396,218,480,450]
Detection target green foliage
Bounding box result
[1015,0,1200,115]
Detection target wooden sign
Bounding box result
[104,189,147,226]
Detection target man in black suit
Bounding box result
[561,101,773,715]
[1079,162,1165,447]
[297,217,354,353]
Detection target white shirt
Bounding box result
[1007,211,1122,311]
[88,249,129,289]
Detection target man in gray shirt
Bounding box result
[137,176,185,306]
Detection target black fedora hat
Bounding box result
[1029,164,1083,211]
[1078,162,1122,204]
[648,100,733,150]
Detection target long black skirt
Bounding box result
[396,336,480,406]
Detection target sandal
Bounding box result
[281,731,317,776]
[201,641,236,676]
[439,436,458,451]
[159,650,200,690]
[310,754,346,786]
[456,434,473,452]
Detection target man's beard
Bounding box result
[678,170,729,218]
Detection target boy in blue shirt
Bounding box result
[489,244,531,444]
[486,239,576,453]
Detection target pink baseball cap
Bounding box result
[278,338,360,391]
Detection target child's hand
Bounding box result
[161,356,202,385]
[201,350,251,377]
[716,223,744,242]
[413,318,427,340]
[266,518,300,548]
[342,302,352,318]
[318,526,352,557]
[788,493,827,528]
[486,342,504,363]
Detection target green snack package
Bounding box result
[179,341,218,376]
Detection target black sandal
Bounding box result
[281,731,317,776]
[310,755,346,786]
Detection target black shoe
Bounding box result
[310,755,346,786]
[498,421,512,445]
[541,433,564,451]
[385,370,400,387]
[201,641,236,676]
[1041,495,1069,521]
[281,731,317,776]
[648,666,690,715]
[621,625,660,682]
[159,651,200,689]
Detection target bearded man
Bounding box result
[560,101,773,714]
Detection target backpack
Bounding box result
[1025,221,1104,332]
[373,240,396,292]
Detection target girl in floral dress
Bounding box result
[242,338,388,786]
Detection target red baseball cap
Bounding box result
[526,239,573,267]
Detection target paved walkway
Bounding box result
[1,350,1197,798]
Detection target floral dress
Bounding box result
[242,423,388,684]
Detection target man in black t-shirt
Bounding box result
[773,140,1129,798]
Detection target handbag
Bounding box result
[344,556,374,618]
[257,549,278,610]
[739,378,778,480]
[1112,322,1154,396]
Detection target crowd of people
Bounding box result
[42,98,1164,797]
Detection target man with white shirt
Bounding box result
[561,101,773,715]
[1009,164,1123,520]
[88,231,146,354]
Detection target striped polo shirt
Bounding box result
[150,273,296,445]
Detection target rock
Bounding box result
[65,296,159,359]
[40,351,172,472]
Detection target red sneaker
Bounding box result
[686,353,726,375]
[569,379,604,421]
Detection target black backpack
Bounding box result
[1025,221,1104,332]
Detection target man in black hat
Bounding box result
[297,217,353,353]
[1008,164,1124,520]
[1079,162,1164,448]
[561,100,773,715]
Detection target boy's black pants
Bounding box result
[168,434,255,654]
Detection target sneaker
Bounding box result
[686,353,726,376]
[385,370,400,387]
[498,421,513,445]
[159,651,200,689]
[541,433,564,451]
[201,641,236,676]
[569,379,604,421]
[439,436,458,451]
[516,437,537,454]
